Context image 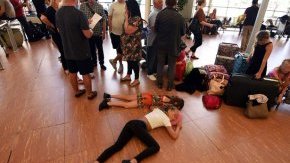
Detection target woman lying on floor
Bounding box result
[95,104,182,163]
[99,92,184,110]
[99,92,184,125]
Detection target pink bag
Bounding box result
[202,94,222,110]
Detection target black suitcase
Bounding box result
[224,74,279,109]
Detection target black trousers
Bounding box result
[89,35,105,65]
[157,49,177,87]
[127,60,140,80]
[97,120,160,162]
[17,16,32,40]
[51,31,67,70]
[190,30,203,53]
[146,45,157,75]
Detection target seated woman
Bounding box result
[246,30,273,79]
[208,8,224,34]
[267,59,290,104]
[95,104,182,163]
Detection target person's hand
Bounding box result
[246,57,251,63]
[177,120,182,129]
[102,32,106,40]
[277,95,283,104]
[255,72,262,79]
[88,19,93,24]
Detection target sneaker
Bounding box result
[99,100,109,111]
[103,93,111,100]
[147,74,156,81]
[109,59,117,70]
[190,55,199,60]
[118,64,123,73]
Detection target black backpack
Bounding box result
[28,21,45,41]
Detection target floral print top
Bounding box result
[121,16,142,61]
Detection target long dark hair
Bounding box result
[126,0,141,18]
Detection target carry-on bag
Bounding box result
[217,42,240,57]
[232,53,249,74]
[224,74,279,109]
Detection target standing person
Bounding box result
[246,30,273,79]
[240,0,259,52]
[186,0,215,60]
[108,0,125,73]
[29,0,50,38]
[40,0,67,73]
[120,0,142,87]
[56,0,97,99]
[95,105,182,163]
[10,0,36,41]
[155,0,185,91]
[146,0,163,81]
[80,0,107,70]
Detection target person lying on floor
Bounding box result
[99,92,184,111]
[95,104,182,163]
[267,59,290,104]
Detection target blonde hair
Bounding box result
[256,30,270,43]
[279,59,290,72]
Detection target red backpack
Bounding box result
[202,94,222,110]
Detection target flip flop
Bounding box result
[120,76,131,82]
[130,80,140,87]
[75,89,86,97]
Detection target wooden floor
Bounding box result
[0,31,290,163]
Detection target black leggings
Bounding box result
[127,61,140,80]
[190,30,203,53]
[97,120,160,162]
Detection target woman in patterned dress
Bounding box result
[120,0,143,87]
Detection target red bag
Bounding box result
[202,94,222,110]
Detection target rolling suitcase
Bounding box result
[215,43,240,73]
[224,74,279,109]
[217,42,240,57]
[214,55,235,74]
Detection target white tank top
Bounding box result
[145,108,172,129]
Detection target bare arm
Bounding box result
[40,15,54,28]
[124,20,138,35]
[82,29,93,39]
[166,122,182,140]
[255,43,273,79]
[108,16,112,32]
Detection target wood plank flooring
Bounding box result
[0,31,290,163]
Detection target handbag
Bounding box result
[184,58,193,77]
[202,94,222,110]
[245,100,268,118]
[207,74,227,95]
[189,18,200,33]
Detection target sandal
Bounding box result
[130,80,140,87]
[75,89,86,97]
[87,91,97,100]
[121,76,131,82]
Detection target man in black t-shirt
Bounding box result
[241,0,259,52]
[56,0,97,100]
[155,0,185,91]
